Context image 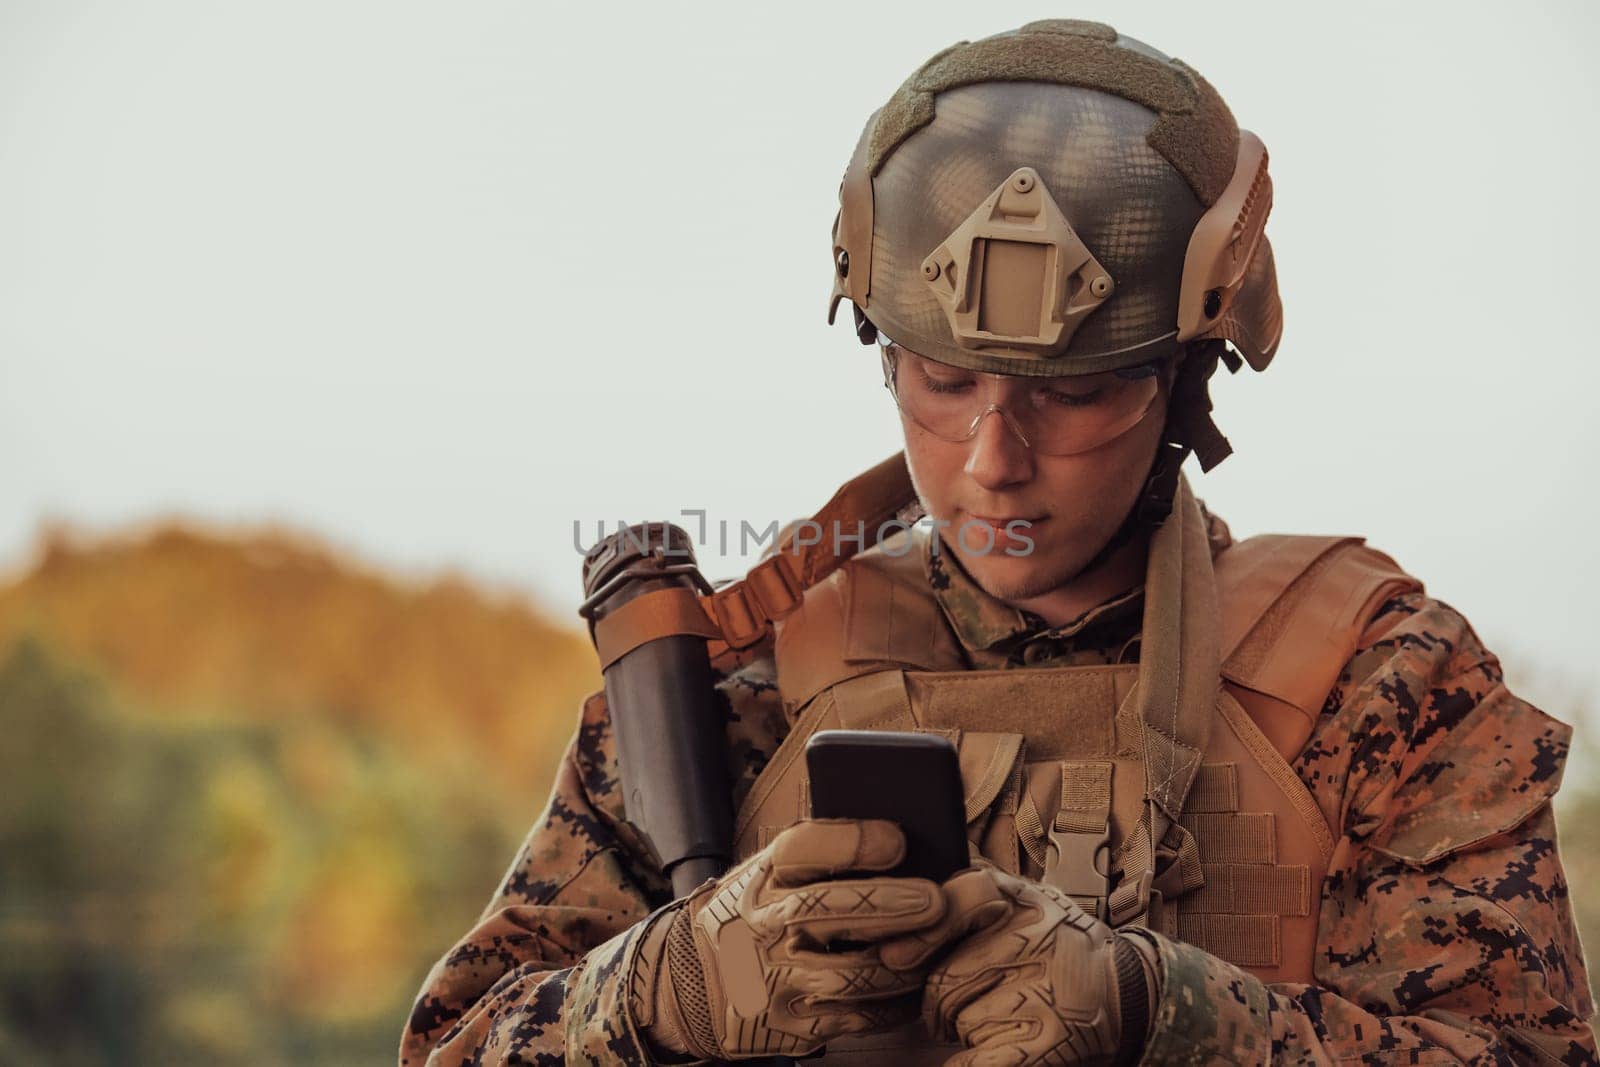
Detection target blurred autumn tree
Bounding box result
[0,522,1594,1065]
[0,524,599,1065]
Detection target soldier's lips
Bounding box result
[957,512,1048,551]
[964,513,1048,530]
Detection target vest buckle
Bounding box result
[1040,761,1113,918]
[1043,821,1110,920]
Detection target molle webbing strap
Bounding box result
[589,453,916,664]
[1177,914,1279,969]
[1183,763,1239,812]
[1057,762,1114,833]
[1216,693,1335,863]
[1186,864,1309,916]
[1178,812,1275,864]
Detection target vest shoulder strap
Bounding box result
[587,453,917,674]
[1215,534,1424,759]
[774,528,964,716]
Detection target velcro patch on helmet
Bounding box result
[868,25,1238,208]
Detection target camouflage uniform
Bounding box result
[399,506,1596,1065]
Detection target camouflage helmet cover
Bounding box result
[828,19,1282,379]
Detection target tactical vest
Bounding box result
[584,456,1421,1064]
[727,483,1418,1064]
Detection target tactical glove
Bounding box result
[922,865,1160,1067]
[630,818,997,1061]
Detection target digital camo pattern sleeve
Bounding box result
[398,651,788,1066]
[1138,591,1597,1066]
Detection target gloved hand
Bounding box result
[922,865,1160,1067]
[630,818,1000,1061]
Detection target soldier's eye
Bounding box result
[916,365,977,395]
[1039,386,1104,408]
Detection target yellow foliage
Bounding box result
[0,521,602,814]
[199,753,291,925]
[274,827,421,1021]
[0,521,610,1060]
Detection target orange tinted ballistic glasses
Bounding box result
[878,336,1165,456]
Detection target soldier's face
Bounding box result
[899,362,1171,602]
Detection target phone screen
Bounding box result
[805,729,969,882]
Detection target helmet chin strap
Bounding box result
[1065,340,1234,583]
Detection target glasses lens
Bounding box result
[882,343,1160,456]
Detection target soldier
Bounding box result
[399,20,1596,1065]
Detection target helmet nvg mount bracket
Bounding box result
[921,165,1116,356]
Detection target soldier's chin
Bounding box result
[957,543,1086,604]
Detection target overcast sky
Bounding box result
[3,1,1598,760]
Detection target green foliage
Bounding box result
[0,636,526,1066]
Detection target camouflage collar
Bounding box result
[921,502,1234,657]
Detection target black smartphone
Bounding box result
[805,729,968,883]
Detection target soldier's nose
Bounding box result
[964,408,1034,491]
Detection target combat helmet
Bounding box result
[828,19,1282,529]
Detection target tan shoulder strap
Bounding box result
[1215,534,1423,750]
[1106,475,1220,928]
[774,451,919,588]
[588,453,917,670]
[1214,535,1360,662]
[775,527,965,716]
[842,536,960,665]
